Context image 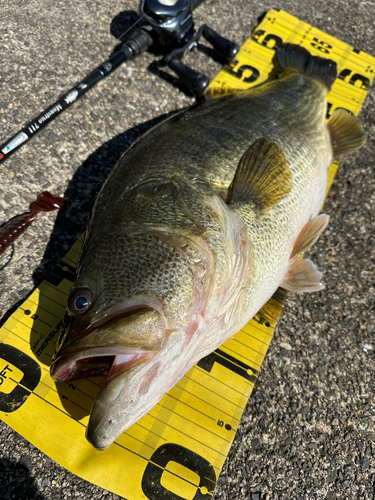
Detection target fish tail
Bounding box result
[274,43,337,91]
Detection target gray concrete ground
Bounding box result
[0,0,374,499]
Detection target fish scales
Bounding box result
[51,44,365,450]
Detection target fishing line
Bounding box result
[0,244,15,271]
[118,13,146,41]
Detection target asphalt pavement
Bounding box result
[0,0,374,499]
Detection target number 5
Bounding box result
[310,37,332,54]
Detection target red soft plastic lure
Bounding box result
[0,191,65,256]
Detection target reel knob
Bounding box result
[203,26,239,63]
[168,58,209,96]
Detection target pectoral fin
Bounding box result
[327,109,366,160]
[281,259,324,293]
[229,137,292,211]
[290,214,329,259]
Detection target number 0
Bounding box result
[142,443,216,499]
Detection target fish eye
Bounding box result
[69,289,92,315]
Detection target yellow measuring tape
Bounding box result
[1,9,374,499]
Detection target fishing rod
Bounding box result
[0,0,239,165]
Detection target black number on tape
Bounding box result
[45,263,76,287]
[142,443,216,499]
[198,348,257,382]
[253,29,283,49]
[262,33,282,49]
[0,343,41,413]
[338,69,370,90]
[224,60,260,84]
[310,37,332,54]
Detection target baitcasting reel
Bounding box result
[139,0,239,95]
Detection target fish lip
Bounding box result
[59,301,167,353]
[50,346,154,383]
[85,358,150,451]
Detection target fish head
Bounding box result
[50,176,249,450]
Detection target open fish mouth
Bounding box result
[51,347,154,383]
[51,305,166,382]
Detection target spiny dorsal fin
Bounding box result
[275,43,337,91]
[290,214,329,259]
[327,109,366,160]
[281,259,324,293]
[229,138,292,211]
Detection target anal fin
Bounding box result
[281,259,324,293]
[291,214,329,259]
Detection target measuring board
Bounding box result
[0,9,374,499]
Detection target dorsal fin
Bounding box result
[229,138,292,211]
[281,259,324,293]
[291,214,329,259]
[275,43,337,91]
[327,109,366,160]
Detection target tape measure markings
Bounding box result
[16,304,60,327]
[262,9,349,52]
[164,392,216,422]
[220,341,264,370]
[158,397,236,445]
[30,386,87,424]
[155,399,233,444]
[128,422,168,443]
[175,375,244,420]
[191,371,249,411]
[53,385,96,414]
[22,289,64,312]
[33,379,90,417]
[143,411,227,463]
[226,335,268,360]
[243,323,274,341]
[186,371,247,409]
[170,383,239,421]
[229,334,269,359]
[253,13,374,72]
[39,278,73,300]
[240,323,274,343]
[119,434,157,453]
[1,325,34,349]
[38,284,69,307]
[196,355,253,391]
[255,11,375,78]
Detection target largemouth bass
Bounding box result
[50,44,365,450]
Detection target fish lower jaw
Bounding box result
[50,348,154,383]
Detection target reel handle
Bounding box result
[203,26,239,62]
[168,58,209,96]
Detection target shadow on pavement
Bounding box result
[0,457,46,499]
